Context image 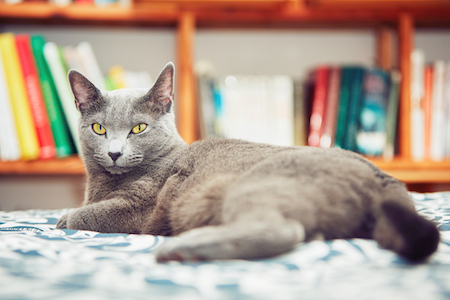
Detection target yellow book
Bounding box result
[0,33,39,160]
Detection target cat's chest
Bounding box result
[85,172,162,205]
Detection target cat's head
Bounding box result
[68,62,185,175]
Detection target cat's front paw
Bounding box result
[56,214,68,229]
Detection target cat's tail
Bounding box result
[374,200,440,262]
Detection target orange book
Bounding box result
[16,34,56,160]
[423,65,433,160]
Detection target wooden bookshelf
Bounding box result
[1,0,450,185]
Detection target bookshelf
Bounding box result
[1,0,450,184]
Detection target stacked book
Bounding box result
[0,33,152,162]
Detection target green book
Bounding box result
[334,67,352,149]
[31,35,74,158]
[345,67,365,152]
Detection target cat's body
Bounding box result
[57,62,439,262]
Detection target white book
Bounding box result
[0,47,21,161]
[77,42,106,91]
[63,46,88,76]
[43,42,80,151]
[269,76,294,146]
[444,62,450,158]
[430,60,446,161]
[410,49,425,161]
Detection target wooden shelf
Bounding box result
[1,156,450,184]
[0,156,85,175]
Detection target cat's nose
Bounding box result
[108,151,122,161]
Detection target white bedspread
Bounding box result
[1,192,449,300]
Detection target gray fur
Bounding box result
[57,62,439,262]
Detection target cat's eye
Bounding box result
[131,123,147,134]
[92,123,106,135]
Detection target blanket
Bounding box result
[1,192,450,300]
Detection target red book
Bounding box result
[423,65,433,160]
[16,34,56,160]
[308,66,329,147]
[320,66,341,148]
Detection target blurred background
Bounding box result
[1,0,450,210]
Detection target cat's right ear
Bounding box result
[68,70,102,114]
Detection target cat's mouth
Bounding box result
[105,165,133,175]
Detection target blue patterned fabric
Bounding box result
[1,192,450,300]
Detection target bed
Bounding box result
[1,192,449,300]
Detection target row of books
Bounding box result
[196,65,401,160]
[410,50,450,162]
[0,33,152,162]
[197,74,295,146]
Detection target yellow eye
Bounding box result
[92,123,106,135]
[131,123,147,134]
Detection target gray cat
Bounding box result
[57,62,439,263]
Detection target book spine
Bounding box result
[16,34,56,160]
[44,42,81,152]
[320,66,341,148]
[271,76,294,146]
[345,67,365,152]
[356,69,389,156]
[410,49,425,161]
[334,67,352,149]
[308,66,329,147]
[423,65,434,160]
[383,70,401,161]
[0,45,21,161]
[430,60,446,161]
[293,78,306,146]
[445,62,450,158]
[0,33,40,161]
[31,36,74,158]
[76,42,106,91]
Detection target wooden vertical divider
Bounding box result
[176,12,198,144]
[376,26,395,70]
[398,13,413,161]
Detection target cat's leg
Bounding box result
[56,199,145,234]
[373,182,440,262]
[156,217,304,262]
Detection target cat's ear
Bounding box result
[68,70,102,114]
[146,62,175,113]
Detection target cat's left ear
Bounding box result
[146,62,175,113]
[68,70,103,114]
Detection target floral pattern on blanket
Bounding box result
[0,192,450,300]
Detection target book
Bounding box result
[293,78,307,146]
[383,70,401,161]
[44,41,80,151]
[423,65,434,160]
[31,36,74,158]
[77,42,106,91]
[445,62,450,158]
[16,34,56,160]
[334,67,352,149]
[320,66,341,148]
[356,68,389,156]
[308,66,329,147]
[270,76,294,146]
[430,60,446,162]
[0,33,40,161]
[195,73,216,139]
[0,45,21,161]
[344,67,365,152]
[410,49,425,161]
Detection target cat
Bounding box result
[56,62,440,263]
